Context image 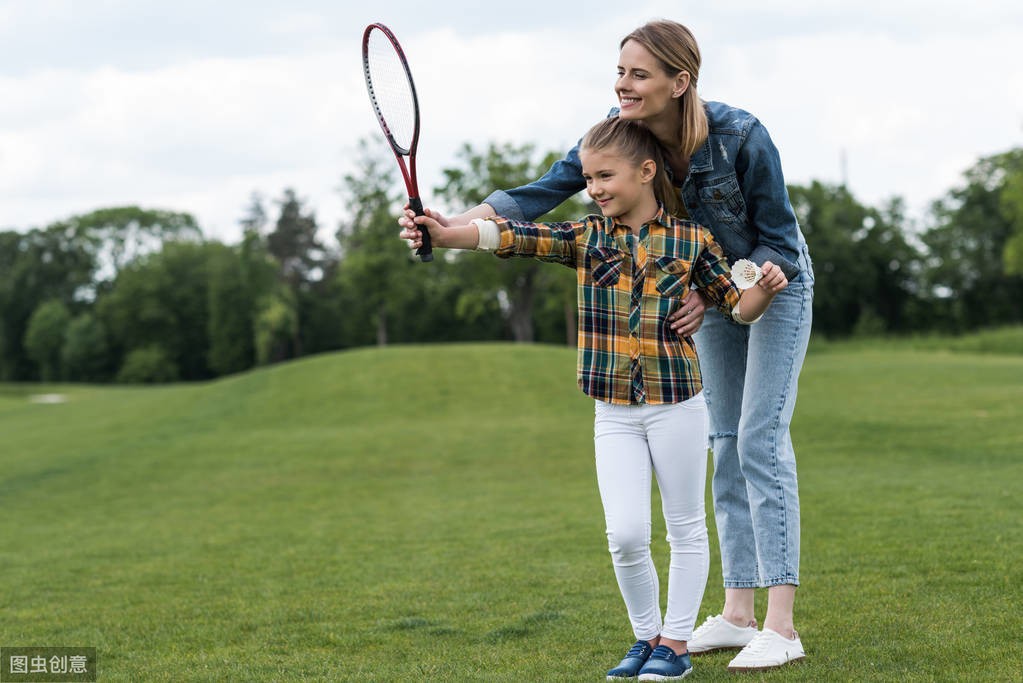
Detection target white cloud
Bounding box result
[2,2,1022,244]
[1,48,360,239]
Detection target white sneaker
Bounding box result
[727,628,805,671]
[687,614,758,654]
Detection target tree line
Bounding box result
[4,139,1022,383]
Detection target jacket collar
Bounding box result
[688,136,714,174]
[664,136,714,184]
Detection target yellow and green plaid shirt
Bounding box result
[492,205,741,405]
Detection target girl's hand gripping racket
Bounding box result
[362,23,432,262]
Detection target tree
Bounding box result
[62,313,110,382]
[0,225,95,379]
[856,198,928,333]
[999,152,1023,276]
[788,181,925,336]
[265,189,329,357]
[207,243,258,376]
[24,300,71,381]
[205,228,281,377]
[254,291,298,365]
[116,346,179,383]
[97,242,216,381]
[239,192,269,239]
[789,182,871,336]
[434,142,590,343]
[63,206,201,282]
[267,189,326,289]
[922,149,1023,331]
[336,137,427,346]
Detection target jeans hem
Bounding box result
[763,576,799,588]
[722,576,799,589]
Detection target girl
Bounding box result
[399,116,787,680]
[400,20,813,672]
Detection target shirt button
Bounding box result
[629,336,640,358]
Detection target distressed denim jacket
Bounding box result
[484,101,806,280]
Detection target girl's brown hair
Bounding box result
[620,20,708,161]
[581,116,681,216]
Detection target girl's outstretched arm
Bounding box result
[400,214,587,267]
[398,203,498,233]
[399,214,479,250]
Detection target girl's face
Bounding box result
[580,146,656,221]
[615,40,688,121]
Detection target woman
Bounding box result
[400,20,813,672]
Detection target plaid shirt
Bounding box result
[492,205,741,405]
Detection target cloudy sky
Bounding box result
[2,0,1022,243]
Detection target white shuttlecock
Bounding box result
[731,259,762,290]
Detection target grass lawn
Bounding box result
[1,342,1021,680]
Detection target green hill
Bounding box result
[1,344,1021,680]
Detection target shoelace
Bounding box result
[739,631,773,656]
[625,642,649,658]
[648,645,677,661]
[692,614,720,637]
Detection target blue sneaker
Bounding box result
[606,640,654,679]
[637,645,692,680]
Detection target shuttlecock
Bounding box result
[731,259,762,290]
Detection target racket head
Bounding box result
[362,23,421,157]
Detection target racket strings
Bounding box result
[365,31,417,153]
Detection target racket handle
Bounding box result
[410,197,433,262]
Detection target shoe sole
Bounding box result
[727,655,805,672]
[688,645,746,656]
[637,670,692,681]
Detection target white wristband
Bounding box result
[471,218,500,251]
[731,302,763,325]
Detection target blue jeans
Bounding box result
[693,243,813,588]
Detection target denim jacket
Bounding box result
[484,101,806,279]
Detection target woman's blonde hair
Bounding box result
[581,116,682,216]
[620,20,708,160]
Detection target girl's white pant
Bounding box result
[593,394,710,642]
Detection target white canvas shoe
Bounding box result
[687,614,759,654]
[726,628,805,671]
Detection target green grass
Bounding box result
[1,342,1021,680]
[809,324,1023,356]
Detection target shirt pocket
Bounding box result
[698,175,747,225]
[653,255,690,297]
[589,246,625,287]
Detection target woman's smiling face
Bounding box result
[615,39,687,122]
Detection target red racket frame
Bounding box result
[362,23,432,262]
